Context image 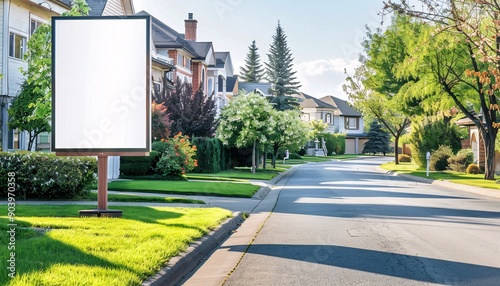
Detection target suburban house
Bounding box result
[0,0,134,152]
[139,11,234,115]
[295,93,367,155]
[235,84,367,154]
[455,115,500,173]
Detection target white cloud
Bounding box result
[295,58,359,77]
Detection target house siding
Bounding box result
[102,0,125,16]
[0,0,4,93]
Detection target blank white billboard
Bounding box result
[52,16,151,154]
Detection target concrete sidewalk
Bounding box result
[376,167,500,200]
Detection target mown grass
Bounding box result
[86,193,205,204]
[108,180,259,198]
[380,161,500,190]
[188,166,287,181]
[0,204,231,286]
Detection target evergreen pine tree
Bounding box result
[363,120,391,155]
[240,40,265,83]
[265,21,301,111]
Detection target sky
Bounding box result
[133,1,389,101]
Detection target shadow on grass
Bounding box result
[0,218,139,285]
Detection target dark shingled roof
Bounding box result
[189,42,213,60]
[56,0,72,7]
[320,95,361,117]
[214,52,229,68]
[296,92,336,109]
[136,10,199,57]
[226,76,238,92]
[239,82,272,96]
[86,0,107,16]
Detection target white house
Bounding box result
[296,93,367,154]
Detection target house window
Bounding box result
[345,117,359,130]
[39,132,49,144]
[325,114,332,124]
[177,54,184,67]
[30,19,43,35]
[8,129,20,149]
[9,33,26,59]
[186,58,191,70]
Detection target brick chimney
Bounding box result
[184,13,197,41]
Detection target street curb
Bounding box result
[252,166,297,200]
[142,212,245,286]
[375,167,500,199]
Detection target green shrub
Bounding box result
[409,119,462,168]
[120,151,160,176]
[448,149,474,173]
[0,152,97,199]
[398,154,412,162]
[192,137,224,174]
[466,164,481,174]
[317,133,346,155]
[154,133,197,178]
[289,153,302,159]
[430,145,453,171]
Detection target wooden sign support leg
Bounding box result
[97,155,108,210]
[79,155,122,218]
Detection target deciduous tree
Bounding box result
[8,80,51,150]
[384,0,500,179]
[217,92,274,173]
[164,80,217,137]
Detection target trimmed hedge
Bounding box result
[120,151,160,177]
[430,145,453,171]
[317,133,346,155]
[0,152,97,199]
[192,137,231,173]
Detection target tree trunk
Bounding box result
[482,130,496,180]
[252,140,256,174]
[394,136,400,165]
[263,152,267,169]
[272,142,279,168]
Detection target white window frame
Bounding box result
[9,32,27,60]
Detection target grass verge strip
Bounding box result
[0,204,231,286]
[108,180,259,198]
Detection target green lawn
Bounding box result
[188,166,287,181]
[380,161,500,190]
[0,205,231,286]
[86,193,205,204]
[108,180,260,198]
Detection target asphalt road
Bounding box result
[223,157,500,286]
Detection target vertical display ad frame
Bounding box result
[52,16,151,215]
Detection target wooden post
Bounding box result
[97,155,108,210]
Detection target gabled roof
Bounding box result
[296,92,336,109]
[214,52,229,68]
[190,41,214,61]
[320,95,361,117]
[226,76,238,92]
[87,0,107,16]
[239,82,272,96]
[136,10,198,57]
[86,0,134,16]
